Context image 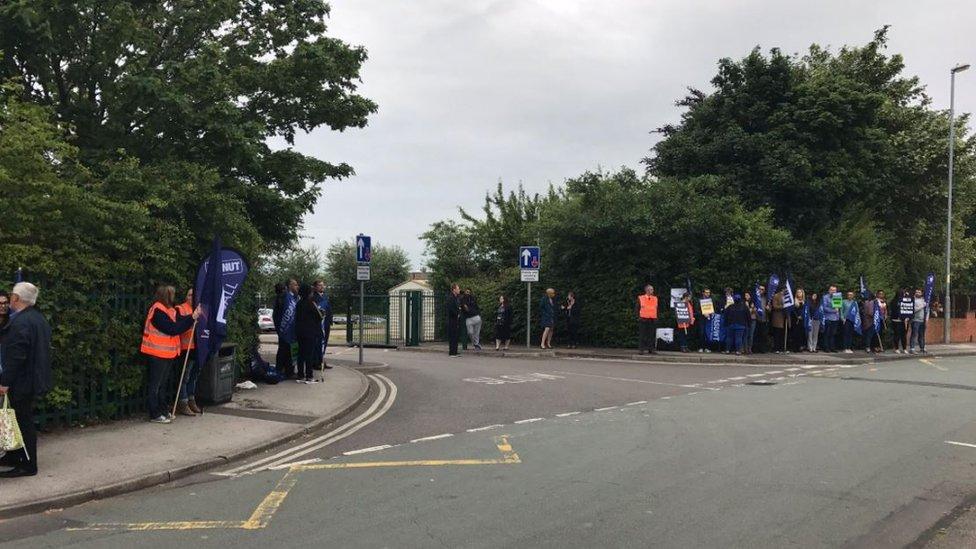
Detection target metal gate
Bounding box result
[345,292,443,347]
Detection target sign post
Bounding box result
[519,246,540,349]
[356,234,372,366]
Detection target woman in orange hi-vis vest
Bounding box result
[175,288,202,417]
[141,285,199,424]
[636,285,658,355]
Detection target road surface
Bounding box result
[3,349,976,548]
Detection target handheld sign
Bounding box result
[899,297,914,317]
[675,302,691,323]
[831,293,843,309]
[700,297,714,316]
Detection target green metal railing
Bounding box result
[345,292,444,347]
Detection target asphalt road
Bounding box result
[4,349,976,548]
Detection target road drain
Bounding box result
[747,380,777,386]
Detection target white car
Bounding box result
[257,308,274,331]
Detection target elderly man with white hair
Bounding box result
[0,282,53,478]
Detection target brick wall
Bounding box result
[926,312,976,343]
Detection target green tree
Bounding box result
[646,27,976,289]
[0,0,377,249]
[325,241,410,294]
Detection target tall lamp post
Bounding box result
[945,63,970,343]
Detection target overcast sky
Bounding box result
[287,0,975,269]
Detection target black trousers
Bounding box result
[893,320,908,350]
[3,395,37,473]
[770,326,785,352]
[447,317,460,355]
[567,321,580,346]
[276,334,294,377]
[297,336,318,380]
[754,321,768,353]
[638,319,657,352]
[147,355,174,419]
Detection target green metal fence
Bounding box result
[344,292,444,347]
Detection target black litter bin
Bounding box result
[198,343,236,404]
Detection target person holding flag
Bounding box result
[313,280,334,370]
[845,294,862,353]
[140,285,199,424]
[841,290,857,353]
[910,287,928,354]
[175,288,202,416]
[273,278,299,379]
[780,277,796,353]
[753,283,768,353]
[770,286,787,353]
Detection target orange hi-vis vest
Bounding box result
[141,302,181,359]
[638,294,658,319]
[176,302,196,351]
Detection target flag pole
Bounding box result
[172,319,198,417]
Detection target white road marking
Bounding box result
[226,374,399,475]
[801,365,818,369]
[344,445,393,455]
[772,377,787,381]
[216,374,391,476]
[625,401,647,406]
[660,396,672,400]
[708,380,728,384]
[687,392,700,396]
[466,424,504,432]
[728,376,747,381]
[785,368,802,372]
[946,440,976,449]
[268,458,322,470]
[555,411,580,417]
[410,434,453,443]
[552,371,714,390]
[766,371,783,375]
[746,373,765,378]
[514,418,545,424]
[594,406,618,412]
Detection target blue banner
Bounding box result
[194,240,250,366]
[802,300,810,333]
[14,268,22,284]
[873,298,883,334]
[848,301,862,335]
[860,275,868,299]
[753,282,765,321]
[924,272,935,315]
[782,276,795,311]
[767,274,780,306]
[707,313,724,343]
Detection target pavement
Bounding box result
[5,346,976,547]
[0,362,368,519]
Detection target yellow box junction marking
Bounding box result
[69,435,519,532]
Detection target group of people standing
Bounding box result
[638,282,936,355]
[272,278,334,383]
[444,285,581,355]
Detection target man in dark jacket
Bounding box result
[272,279,299,378]
[0,282,53,477]
[446,284,462,356]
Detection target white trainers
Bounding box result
[296,379,307,384]
[844,349,854,354]
[150,415,171,424]
[894,349,901,354]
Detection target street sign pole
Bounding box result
[355,234,372,366]
[526,282,531,349]
[359,281,364,366]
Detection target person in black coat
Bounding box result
[272,279,299,378]
[562,291,582,348]
[294,283,324,383]
[0,282,53,477]
[446,284,462,356]
[494,295,513,351]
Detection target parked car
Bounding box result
[257,308,274,331]
[333,315,348,324]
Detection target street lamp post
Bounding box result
[945,63,970,344]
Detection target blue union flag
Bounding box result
[194,238,250,367]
